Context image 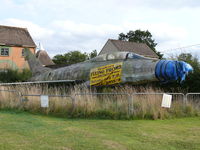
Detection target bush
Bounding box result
[0,69,32,83]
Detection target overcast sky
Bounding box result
[0,0,200,57]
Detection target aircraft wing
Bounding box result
[0,80,84,86]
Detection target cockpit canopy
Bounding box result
[91,52,158,62]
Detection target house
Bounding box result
[0,25,36,70]
[99,39,159,58]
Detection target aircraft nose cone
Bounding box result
[177,61,193,83]
[155,60,193,83]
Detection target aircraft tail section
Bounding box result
[24,48,51,76]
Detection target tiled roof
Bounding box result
[36,50,55,66]
[109,39,159,58]
[0,25,36,48]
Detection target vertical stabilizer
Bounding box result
[24,48,51,76]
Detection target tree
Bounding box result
[118,30,163,59]
[52,54,66,65]
[89,50,97,59]
[52,51,88,65]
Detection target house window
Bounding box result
[22,48,25,56]
[1,48,9,56]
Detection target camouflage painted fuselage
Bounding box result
[25,49,159,85]
[25,49,193,86]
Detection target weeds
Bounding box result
[0,69,32,83]
[0,85,199,119]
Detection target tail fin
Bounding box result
[24,48,51,76]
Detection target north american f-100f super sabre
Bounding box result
[24,48,193,86]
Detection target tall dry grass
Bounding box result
[0,84,199,119]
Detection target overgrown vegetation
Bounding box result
[0,69,32,83]
[0,85,199,120]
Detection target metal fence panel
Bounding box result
[75,93,131,116]
[21,94,74,112]
[130,93,185,116]
[3,88,200,117]
[0,90,22,108]
[186,93,200,110]
[131,93,184,103]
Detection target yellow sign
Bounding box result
[90,62,123,86]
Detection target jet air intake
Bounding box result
[155,60,193,83]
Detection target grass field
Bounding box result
[0,110,200,150]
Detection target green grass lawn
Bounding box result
[0,110,200,150]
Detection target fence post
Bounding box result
[128,94,133,117]
[17,91,23,103]
[72,95,76,112]
[184,94,187,106]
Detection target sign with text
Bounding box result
[161,93,172,108]
[41,95,49,108]
[90,62,123,86]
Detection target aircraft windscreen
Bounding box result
[90,52,154,62]
[91,52,127,61]
[127,53,146,59]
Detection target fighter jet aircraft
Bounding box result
[24,48,193,86]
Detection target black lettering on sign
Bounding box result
[90,62,123,86]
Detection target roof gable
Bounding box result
[102,39,159,58]
[36,50,55,66]
[0,25,36,48]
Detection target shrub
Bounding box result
[0,69,32,83]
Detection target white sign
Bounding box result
[161,93,172,108]
[41,95,49,108]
